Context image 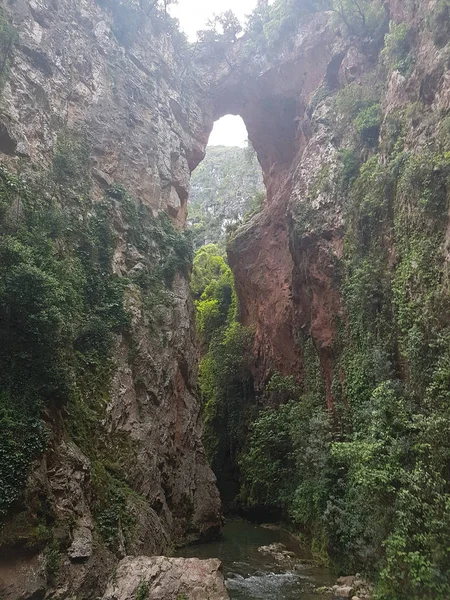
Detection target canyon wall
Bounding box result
[221,0,449,400]
[214,0,450,593]
[0,1,221,598]
[1,0,450,597]
[219,10,345,390]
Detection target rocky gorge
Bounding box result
[1,0,450,599]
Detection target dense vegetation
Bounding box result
[188,146,264,250]
[0,131,192,554]
[196,0,387,61]
[191,245,254,506]
[0,7,17,88]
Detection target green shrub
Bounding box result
[192,237,254,507]
[381,22,413,75]
[95,0,185,48]
[331,0,386,38]
[45,542,61,581]
[428,0,450,47]
[0,398,47,517]
[337,149,361,197]
[244,191,265,221]
[191,244,229,299]
[240,338,330,544]
[200,322,254,505]
[333,81,382,144]
[91,461,138,551]
[328,144,450,593]
[267,372,299,401]
[191,245,235,346]
[240,401,299,509]
[135,580,149,600]
[243,0,332,56]
[334,82,373,121]
[53,132,91,197]
[354,104,381,146]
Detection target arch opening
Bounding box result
[188,114,265,250]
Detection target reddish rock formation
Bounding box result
[217,12,346,392]
[217,0,447,407]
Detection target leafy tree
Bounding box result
[196,10,242,59]
[240,402,299,509]
[331,0,386,37]
[200,322,254,505]
[200,10,242,42]
[95,0,183,46]
[381,22,413,75]
[191,245,236,346]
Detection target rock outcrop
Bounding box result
[332,575,372,600]
[102,556,229,600]
[220,10,345,389]
[217,0,448,405]
[1,0,213,225]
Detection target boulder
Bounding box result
[257,543,296,563]
[332,585,355,599]
[102,556,229,600]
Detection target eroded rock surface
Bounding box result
[102,556,229,600]
[1,0,214,226]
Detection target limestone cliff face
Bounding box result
[0,1,220,598]
[1,0,211,225]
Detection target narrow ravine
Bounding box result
[176,521,334,600]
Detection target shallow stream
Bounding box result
[176,520,334,600]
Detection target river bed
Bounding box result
[176,520,334,600]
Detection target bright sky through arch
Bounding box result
[208,115,248,148]
[169,0,258,147]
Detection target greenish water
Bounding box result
[176,520,334,600]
